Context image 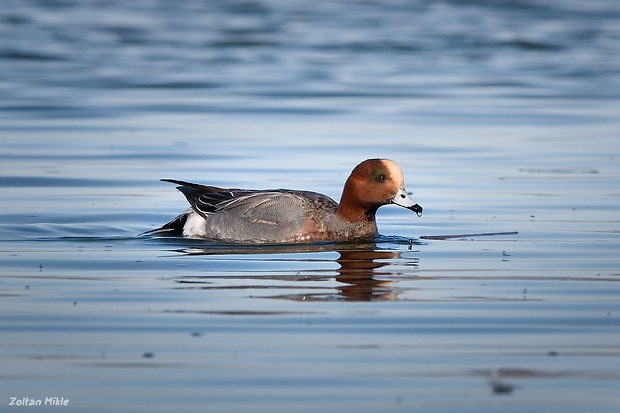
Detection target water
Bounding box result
[1,0,620,411]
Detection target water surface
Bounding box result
[1,0,620,412]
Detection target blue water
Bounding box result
[1,0,620,412]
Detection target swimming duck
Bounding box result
[149,158,422,243]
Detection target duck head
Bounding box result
[337,158,423,222]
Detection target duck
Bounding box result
[149,158,422,244]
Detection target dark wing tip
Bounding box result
[161,179,226,193]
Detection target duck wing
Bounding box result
[161,179,248,216]
[203,190,337,242]
[163,179,337,222]
[215,190,337,224]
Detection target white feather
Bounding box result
[182,211,207,238]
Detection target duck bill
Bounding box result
[391,188,423,217]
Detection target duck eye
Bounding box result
[375,174,386,183]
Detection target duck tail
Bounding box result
[142,212,188,237]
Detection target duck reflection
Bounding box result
[167,239,420,301]
[335,249,401,301]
